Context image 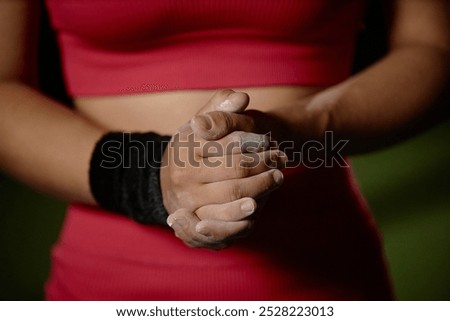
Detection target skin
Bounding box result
[169,0,450,247]
[0,1,289,250]
[161,90,286,249]
[1,0,449,250]
[192,1,450,153]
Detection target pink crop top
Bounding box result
[45,0,365,97]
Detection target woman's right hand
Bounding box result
[160,90,285,214]
[161,90,286,249]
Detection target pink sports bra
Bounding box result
[45,0,365,97]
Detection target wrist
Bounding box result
[265,96,333,145]
[89,131,171,225]
[243,109,292,144]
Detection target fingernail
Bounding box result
[218,92,248,111]
[218,99,234,111]
[167,216,186,227]
[273,170,284,185]
[241,199,255,215]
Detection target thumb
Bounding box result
[196,89,249,115]
[191,90,250,140]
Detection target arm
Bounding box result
[0,1,281,249]
[268,0,450,153]
[193,0,449,155]
[0,0,104,204]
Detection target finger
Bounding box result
[169,127,269,158]
[195,197,257,221]
[192,111,256,140]
[195,219,254,240]
[196,89,250,115]
[198,149,287,183]
[167,210,216,248]
[176,90,250,153]
[167,209,200,245]
[198,131,270,157]
[194,169,284,207]
[167,210,230,250]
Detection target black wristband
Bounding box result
[89,132,171,225]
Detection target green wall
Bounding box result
[1,123,449,300]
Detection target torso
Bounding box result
[44,0,394,301]
[74,86,324,134]
[48,0,363,133]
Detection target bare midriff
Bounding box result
[74,86,325,135]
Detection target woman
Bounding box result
[0,0,448,300]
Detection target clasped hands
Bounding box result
[160,90,288,250]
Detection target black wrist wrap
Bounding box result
[89,132,171,226]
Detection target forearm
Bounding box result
[270,44,450,153]
[326,44,449,152]
[0,81,105,203]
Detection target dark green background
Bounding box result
[1,123,449,300]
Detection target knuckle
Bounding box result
[263,170,276,188]
[228,183,243,201]
[221,112,235,129]
[193,207,207,220]
[240,152,260,170]
[233,160,249,178]
[230,131,244,143]
[208,112,234,138]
